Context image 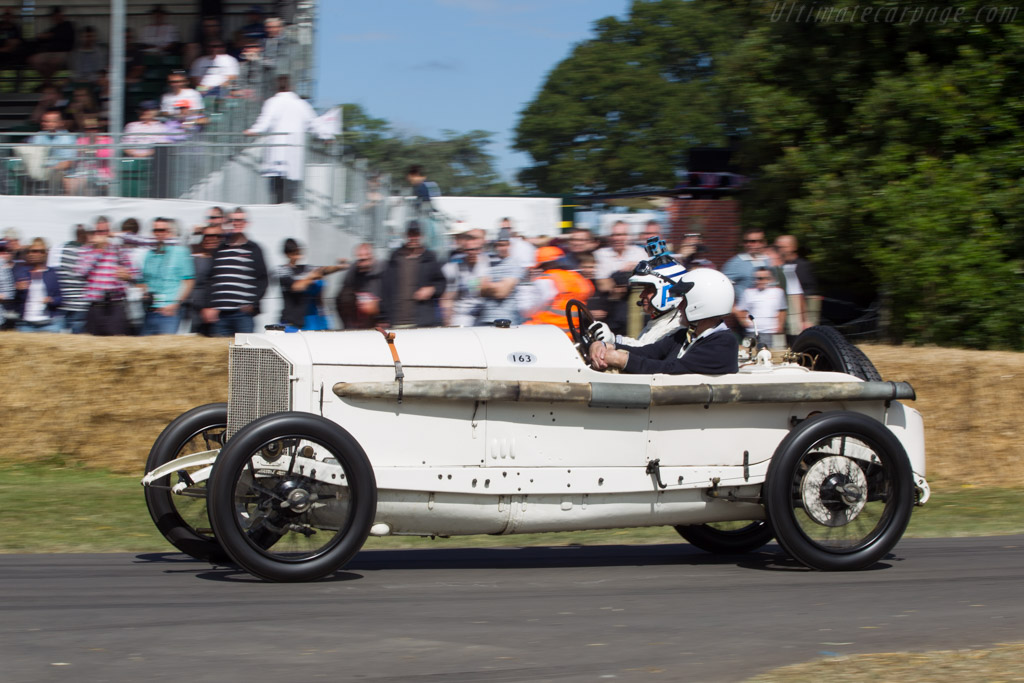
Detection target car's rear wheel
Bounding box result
[791,326,881,381]
[207,412,377,582]
[675,520,774,555]
[766,411,914,570]
[143,403,228,562]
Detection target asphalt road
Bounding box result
[2,536,1023,682]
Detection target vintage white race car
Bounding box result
[142,313,928,582]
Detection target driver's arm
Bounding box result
[616,331,679,360]
[591,331,678,371]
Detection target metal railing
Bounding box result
[0,130,293,201]
[0,130,395,245]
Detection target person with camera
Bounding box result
[75,218,138,335]
[277,237,345,330]
[140,217,194,335]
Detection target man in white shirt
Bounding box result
[442,228,489,326]
[160,71,204,116]
[734,266,787,350]
[774,234,819,336]
[243,75,315,203]
[478,228,525,325]
[499,217,535,272]
[190,41,238,96]
[593,220,646,336]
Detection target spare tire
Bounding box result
[790,326,881,381]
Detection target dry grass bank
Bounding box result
[1,333,1020,486]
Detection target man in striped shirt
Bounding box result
[51,224,90,333]
[200,207,268,336]
[75,218,139,336]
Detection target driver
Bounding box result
[589,268,738,375]
[587,245,688,348]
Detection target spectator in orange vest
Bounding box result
[519,245,593,335]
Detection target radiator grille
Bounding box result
[227,345,292,440]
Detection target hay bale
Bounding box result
[0,334,229,474]
[2,334,1020,486]
[861,344,1024,487]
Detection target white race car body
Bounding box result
[142,323,927,581]
[227,326,925,533]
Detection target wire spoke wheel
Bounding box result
[209,412,376,582]
[169,427,224,539]
[792,443,890,550]
[767,411,913,570]
[231,439,353,561]
[144,403,228,561]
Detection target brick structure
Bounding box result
[667,198,741,269]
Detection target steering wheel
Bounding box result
[565,299,596,361]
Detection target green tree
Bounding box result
[513,0,758,193]
[340,104,518,196]
[723,3,1024,347]
[516,0,1024,347]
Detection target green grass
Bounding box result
[1,461,1021,554]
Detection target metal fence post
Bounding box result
[108,0,125,197]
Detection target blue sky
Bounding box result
[314,0,629,182]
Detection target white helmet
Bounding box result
[629,257,688,315]
[673,268,734,322]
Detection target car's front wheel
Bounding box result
[765,411,914,570]
[207,412,377,582]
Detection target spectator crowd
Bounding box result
[2,4,302,199]
[0,210,819,347]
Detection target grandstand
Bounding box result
[0,0,396,327]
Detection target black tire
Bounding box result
[765,411,914,571]
[143,403,228,562]
[791,326,881,381]
[207,412,377,582]
[675,520,774,555]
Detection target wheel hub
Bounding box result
[284,487,312,513]
[274,480,313,514]
[801,456,869,527]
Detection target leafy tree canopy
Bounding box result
[515,0,1024,348]
[514,1,757,194]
